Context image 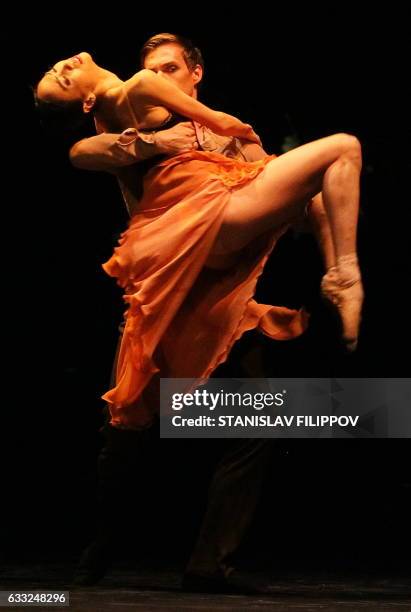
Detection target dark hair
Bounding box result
[33,85,88,133]
[140,33,204,72]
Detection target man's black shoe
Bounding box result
[71,540,114,587]
[181,572,269,595]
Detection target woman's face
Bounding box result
[36,52,97,103]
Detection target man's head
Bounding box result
[140,33,204,98]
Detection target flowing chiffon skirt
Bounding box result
[102,151,309,428]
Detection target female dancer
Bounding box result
[36,51,363,429]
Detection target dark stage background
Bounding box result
[2,11,410,575]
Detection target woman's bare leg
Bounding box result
[306,193,337,270]
[204,196,320,270]
[210,133,363,349]
[212,133,361,254]
[305,191,363,350]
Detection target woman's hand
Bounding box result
[213,112,262,145]
[242,124,262,146]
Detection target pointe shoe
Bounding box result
[321,254,364,352]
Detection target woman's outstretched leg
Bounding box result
[211,132,363,349]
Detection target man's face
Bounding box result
[143,43,202,98]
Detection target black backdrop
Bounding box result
[2,10,410,572]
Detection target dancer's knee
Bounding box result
[332,133,362,168]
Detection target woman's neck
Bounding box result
[94,71,131,132]
[92,68,125,130]
[94,68,123,98]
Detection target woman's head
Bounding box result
[36,52,99,113]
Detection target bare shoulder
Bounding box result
[124,68,158,94]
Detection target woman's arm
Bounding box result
[125,69,261,144]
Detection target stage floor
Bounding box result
[1,562,410,611]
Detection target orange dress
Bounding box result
[102,150,309,429]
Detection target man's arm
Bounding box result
[69,123,199,173]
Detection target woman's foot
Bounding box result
[321,254,364,352]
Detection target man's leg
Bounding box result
[185,436,272,581]
[73,417,154,585]
[183,332,273,588]
[73,323,155,585]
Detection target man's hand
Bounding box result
[152,122,198,155]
